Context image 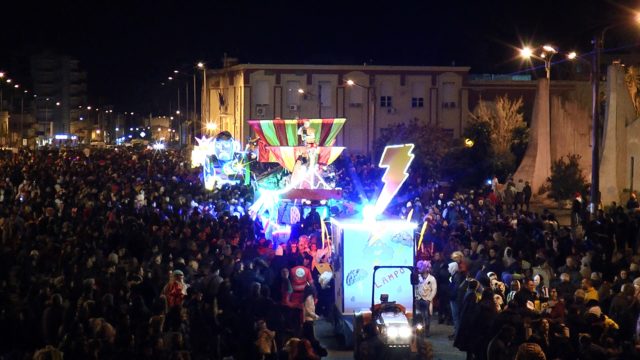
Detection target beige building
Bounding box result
[204,62,470,153]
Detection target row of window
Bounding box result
[251,80,459,108]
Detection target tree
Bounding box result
[467,95,528,179]
[374,119,451,179]
[548,153,588,201]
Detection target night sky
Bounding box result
[1,0,638,115]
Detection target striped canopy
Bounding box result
[248,118,346,147]
[266,146,345,172]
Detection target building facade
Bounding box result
[30,53,87,137]
[204,62,471,153]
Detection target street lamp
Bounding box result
[197,62,207,138]
[520,44,560,80]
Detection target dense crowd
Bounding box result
[413,182,640,360]
[0,147,328,360]
[3,145,640,360]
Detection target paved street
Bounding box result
[316,318,466,360]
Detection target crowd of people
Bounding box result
[3,143,640,360]
[0,147,331,360]
[411,181,640,360]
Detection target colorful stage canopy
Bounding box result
[248,118,346,147]
[266,146,345,172]
[248,118,346,167]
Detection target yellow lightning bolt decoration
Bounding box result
[374,144,415,216]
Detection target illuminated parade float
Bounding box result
[191,131,249,190]
[247,118,347,242]
[195,119,421,350]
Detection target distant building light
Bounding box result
[55,134,69,140]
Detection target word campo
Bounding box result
[374,268,407,288]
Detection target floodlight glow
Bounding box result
[54,134,69,140]
[542,45,557,53]
[152,142,166,150]
[362,204,377,223]
[520,47,533,59]
[398,326,412,338]
[374,144,415,216]
[140,131,146,137]
[567,51,577,60]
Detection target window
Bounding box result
[380,81,393,108]
[380,96,392,107]
[254,80,269,105]
[411,82,425,108]
[442,81,457,108]
[319,81,332,107]
[286,81,300,106]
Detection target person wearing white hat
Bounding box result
[415,260,437,336]
[163,269,188,307]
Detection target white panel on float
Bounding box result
[331,219,416,315]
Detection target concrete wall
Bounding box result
[600,64,640,205]
[549,89,592,177]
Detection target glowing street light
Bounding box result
[0,72,4,78]
[206,122,217,131]
[464,138,475,148]
[346,79,355,86]
[519,44,559,79]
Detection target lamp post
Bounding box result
[0,72,5,112]
[520,45,560,80]
[198,62,207,139]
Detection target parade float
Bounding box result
[247,118,347,242]
[191,131,250,190]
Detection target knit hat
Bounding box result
[451,251,464,262]
[587,306,602,317]
[173,269,184,276]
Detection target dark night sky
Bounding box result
[1,0,638,114]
